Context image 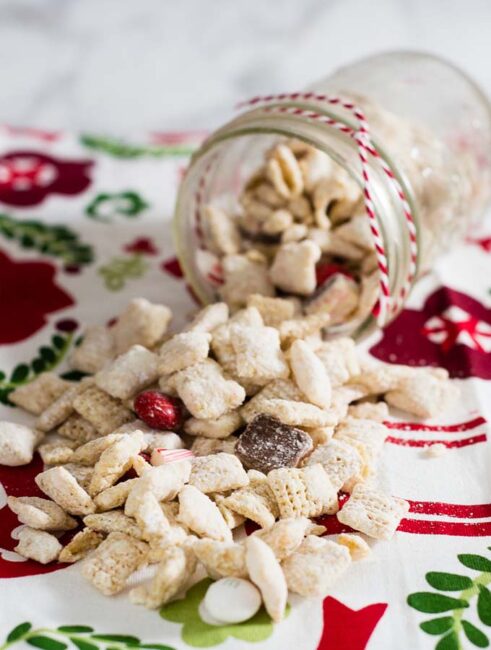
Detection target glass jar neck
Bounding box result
[174,103,420,338]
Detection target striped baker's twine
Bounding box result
[237,93,419,323]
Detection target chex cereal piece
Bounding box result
[73,384,133,435]
[334,418,387,474]
[356,358,449,394]
[303,439,363,492]
[130,545,196,608]
[281,536,351,597]
[9,372,70,415]
[36,380,93,433]
[89,431,145,496]
[330,385,370,421]
[14,527,62,564]
[58,414,98,443]
[93,479,139,511]
[240,379,304,423]
[191,539,247,580]
[132,491,170,541]
[84,510,143,539]
[267,464,338,518]
[35,466,95,515]
[59,528,104,563]
[143,430,185,451]
[70,434,125,465]
[184,302,229,333]
[82,532,148,596]
[245,536,288,623]
[278,312,331,345]
[220,253,275,309]
[177,485,232,542]
[69,325,115,374]
[189,453,249,494]
[266,143,303,199]
[335,213,374,250]
[289,339,332,409]
[348,401,389,423]
[0,421,39,466]
[259,398,336,428]
[246,294,296,327]
[125,462,191,516]
[184,411,242,439]
[385,374,459,418]
[205,205,241,255]
[236,414,313,473]
[158,332,211,375]
[305,274,360,324]
[61,464,94,491]
[7,496,77,531]
[191,436,237,457]
[336,483,409,540]
[112,298,172,354]
[229,324,289,385]
[213,494,246,529]
[269,241,321,296]
[173,359,245,420]
[252,517,311,560]
[337,533,371,560]
[95,345,160,400]
[222,480,279,529]
[299,146,333,192]
[37,440,77,465]
[211,307,262,370]
[315,338,360,387]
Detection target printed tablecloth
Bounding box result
[0,126,490,650]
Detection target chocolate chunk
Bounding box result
[236,414,313,473]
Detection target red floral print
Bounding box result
[317,597,387,649]
[0,249,74,344]
[124,237,159,255]
[0,151,93,207]
[370,286,491,379]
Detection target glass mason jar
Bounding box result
[173,51,491,337]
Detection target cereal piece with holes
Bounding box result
[59,528,104,563]
[9,373,71,415]
[230,323,289,385]
[83,511,143,539]
[14,527,62,564]
[89,431,145,496]
[125,462,191,516]
[191,539,247,580]
[252,517,311,560]
[82,532,148,596]
[37,439,77,465]
[269,241,321,296]
[240,379,304,423]
[303,439,363,492]
[36,380,93,433]
[385,374,459,418]
[158,331,211,375]
[305,274,360,325]
[189,453,249,494]
[7,496,77,531]
[184,411,243,439]
[267,464,338,518]
[69,325,115,374]
[222,480,279,529]
[58,414,98,443]
[315,337,360,387]
[184,302,229,333]
[112,298,172,354]
[246,294,297,327]
[73,385,133,435]
[70,434,124,465]
[258,399,336,428]
[219,253,275,309]
[336,483,409,540]
[173,359,245,420]
[0,422,40,466]
[95,345,160,400]
[35,466,95,515]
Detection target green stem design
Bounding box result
[98,254,148,291]
[0,331,74,406]
[80,134,195,159]
[453,573,491,643]
[1,625,174,650]
[0,214,93,268]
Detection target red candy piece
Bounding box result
[316,263,353,288]
[134,390,183,431]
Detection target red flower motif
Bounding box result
[161,256,184,278]
[124,237,159,255]
[0,455,70,578]
[318,597,387,650]
[468,235,491,253]
[0,151,93,207]
[0,249,74,344]
[370,286,491,379]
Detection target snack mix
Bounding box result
[0,295,458,625]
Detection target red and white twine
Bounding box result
[193,92,419,324]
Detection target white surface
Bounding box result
[0,0,489,133]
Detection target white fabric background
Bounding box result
[0,0,489,132]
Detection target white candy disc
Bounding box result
[204,577,262,624]
[198,599,227,627]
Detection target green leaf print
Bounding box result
[6,624,32,643]
[98,254,148,291]
[85,191,148,222]
[80,134,196,158]
[27,637,67,650]
[408,547,491,649]
[160,578,283,648]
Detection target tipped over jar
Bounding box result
[173,51,491,338]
